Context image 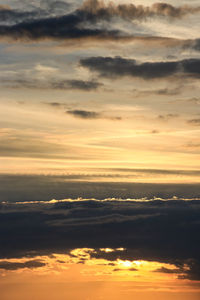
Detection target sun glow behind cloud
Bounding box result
[0,248,198,286]
[0,248,199,300]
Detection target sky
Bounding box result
[0,0,200,299]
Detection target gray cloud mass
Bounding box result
[0,197,199,281]
[80,56,200,79]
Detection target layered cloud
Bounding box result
[0,0,199,48]
[1,77,102,91]
[0,1,199,289]
[1,174,200,202]
[0,197,199,280]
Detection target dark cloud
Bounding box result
[0,10,122,41]
[0,8,43,25]
[0,1,198,45]
[67,109,101,119]
[0,259,46,270]
[80,57,200,79]
[0,198,199,280]
[178,260,200,281]
[66,109,121,120]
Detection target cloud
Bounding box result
[154,266,182,274]
[178,260,200,281]
[48,102,63,107]
[0,1,71,25]
[133,87,181,97]
[66,109,121,120]
[187,118,200,125]
[67,109,101,119]
[0,0,199,46]
[1,174,200,202]
[0,259,46,270]
[0,9,122,41]
[193,39,200,51]
[113,267,138,272]
[0,133,71,159]
[58,79,102,91]
[1,78,102,91]
[81,0,200,20]
[0,197,199,280]
[80,57,200,79]
[0,0,199,29]
[158,114,179,121]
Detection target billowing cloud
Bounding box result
[81,0,200,20]
[80,56,200,79]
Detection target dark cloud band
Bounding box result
[80,56,200,79]
[0,198,199,280]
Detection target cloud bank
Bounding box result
[0,198,199,280]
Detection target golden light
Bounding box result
[117,259,132,268]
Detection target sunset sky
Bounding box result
[0,0,200,299]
